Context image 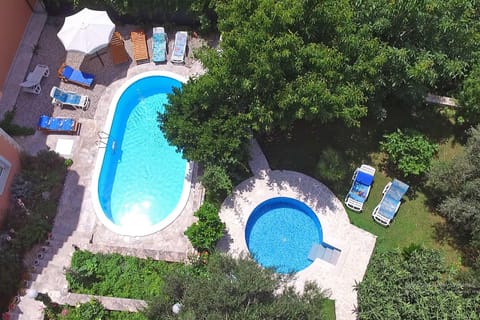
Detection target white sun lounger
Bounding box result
[171,31,188,64]
[20,64,50,94]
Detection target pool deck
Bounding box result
[218,140,377,320]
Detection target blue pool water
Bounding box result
[97,75,187,235]
[245,197,323,273]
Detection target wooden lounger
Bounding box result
[109,32,129,65]
[131,30,149,63]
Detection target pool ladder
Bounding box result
[96,131,109,148]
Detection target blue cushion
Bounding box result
[356,171,374,186]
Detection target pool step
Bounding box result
[308,243,341,265]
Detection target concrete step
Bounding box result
[308,243,341,265]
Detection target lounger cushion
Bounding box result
[38,115,76,131]
[62,65,95,87]
[52,89,81,105]
[356,171,374,186]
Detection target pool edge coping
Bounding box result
[91,71,192,237]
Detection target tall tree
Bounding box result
[144,252,329,319]
[426,125,480,253]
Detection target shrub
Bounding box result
[184,202,225,252]
[200,165,233,204]
[67,251,183,299]
[0,107,35,136]
[380,129,438,177]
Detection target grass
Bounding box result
[259,107,466,269]
[322,299,336,320]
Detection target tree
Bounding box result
[380,129,438,177]
[357,246,480,319]
[144,252,329,319]
[426,125,480,255]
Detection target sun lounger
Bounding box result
[37,115,80,135]
[109,31,129,65]
[372,179,409,226]
[20,64,50,94]
[171,31,188,64]
[152,27,168,63]
[57,63,95,88]
[131,30,149,63]
[50,86,90,111]
[344,164,376,212]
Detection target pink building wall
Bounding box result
[0,0,35,96]
[0,129,22,227]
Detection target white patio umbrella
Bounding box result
[57,8,115,65]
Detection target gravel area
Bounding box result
[13,16,214,128]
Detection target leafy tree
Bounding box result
[380,129,438,177]
[144,252,329,319]
[458,64,480,124]
[426,125,480,255]
[184,202,225,252]
[357,247,480,319]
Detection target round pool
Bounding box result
[92,71,191,236]
[245,197,323,273]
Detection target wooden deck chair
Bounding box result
[109,32,129,65]
[131,30,149,63]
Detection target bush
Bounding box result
[200,165,233,204]
[0,108,35,136]
[380,129,438,177]
[184,202,225,252]
[67,251,183,299]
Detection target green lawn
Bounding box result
[259,114,465,269]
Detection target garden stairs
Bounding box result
[8,230,147,319]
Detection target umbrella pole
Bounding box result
[95,51,105,66]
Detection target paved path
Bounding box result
[219,142,377,320]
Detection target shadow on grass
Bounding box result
[433,221,477,266]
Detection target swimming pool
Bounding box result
[245,197,323,273]
[93,71,191,236]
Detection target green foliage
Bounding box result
[358,247,480,319]
[0,151,68,311]
[67,251,182,299]
[144,252,329,319]
[426,125,480,256]
[62,299,108,320]
[200,165,233,203]
[184,202,225,252]
[0,108,35,136]
[380,129,438,177]
[459,65,480,125]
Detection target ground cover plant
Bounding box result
[67,251,182,299]
[357,246,480,319]
[46,299,147,320]
[0,151,69,312]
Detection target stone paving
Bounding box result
[218,140,377,320]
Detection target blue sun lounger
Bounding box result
[372,179,409,226]
[152,27,168,63]
[37,115,80,135]
[57,63,95,88]
[344,164,376,212]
